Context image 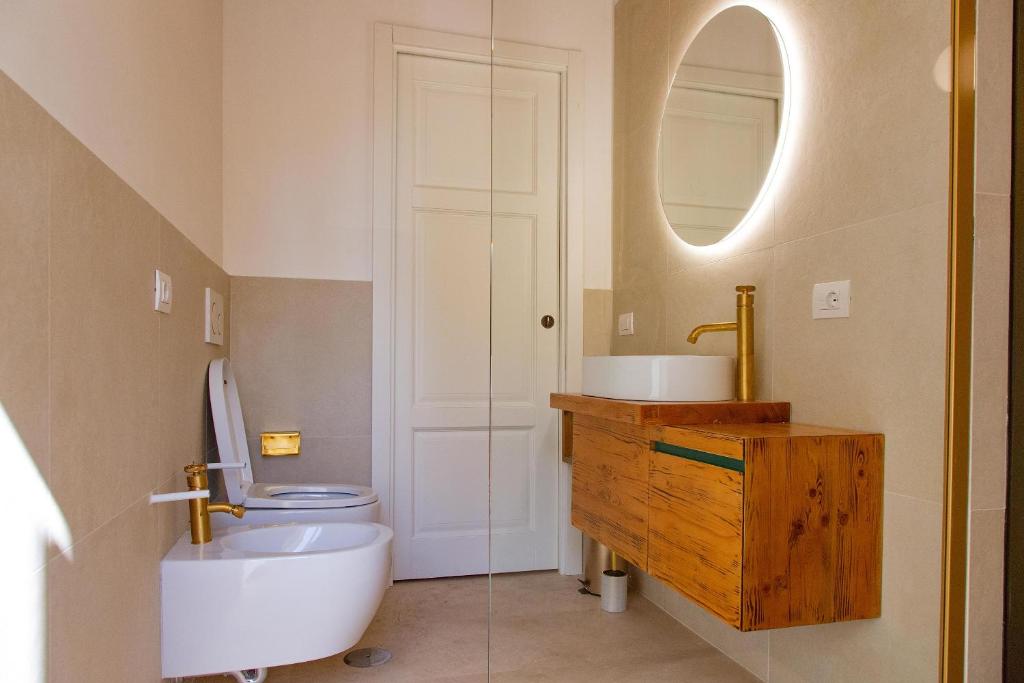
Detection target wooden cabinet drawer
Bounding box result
[648,441,744,626]
[570,413,649,569]
[654,423,884,631]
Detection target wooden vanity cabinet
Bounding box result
[560,395,790,571]
[650,423,884,631]
[563,395,884,632]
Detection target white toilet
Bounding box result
[208,358,380,527]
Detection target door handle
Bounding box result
[541,315,555,329]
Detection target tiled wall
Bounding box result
[583,289,614,356]
[966,0,1013,679]
[228,278,372,486]
[608,0,1011,680]
[0,0,224,265]
[1,70,230,681]
[228,282,605,486]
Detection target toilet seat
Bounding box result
[208,358,378,511]
[245,483,377,509]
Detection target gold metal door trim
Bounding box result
[941,0,976,679]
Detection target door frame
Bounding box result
[370,24,585,575]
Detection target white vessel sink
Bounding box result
[582,355,734,402]
[161,522,392,679]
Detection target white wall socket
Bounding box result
[205,288,224,345]
[812,280,851,319]
[617,312,635,336]
[154,270,172,314]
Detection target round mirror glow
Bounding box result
[658,6,787,247]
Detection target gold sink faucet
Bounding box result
[183,463,245,544]
[687,285,756,401]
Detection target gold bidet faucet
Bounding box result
[686,285,756,401]
[183,463,245,544]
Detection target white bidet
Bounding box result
[160,521,393,679]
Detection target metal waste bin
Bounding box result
[581,534,629,595]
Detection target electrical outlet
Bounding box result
[812,280,851,319]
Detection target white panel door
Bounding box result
[393,54,561,580]
[660,86,777,245]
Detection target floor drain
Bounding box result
[344,647,392,668]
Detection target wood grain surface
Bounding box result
[649,450,744,626]
[570,413,651,568]
[741,432,884,630]
[653,426,745,460]
[560,403,884,631]
[550,393,790,426]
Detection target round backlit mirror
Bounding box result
[658,6,786,247]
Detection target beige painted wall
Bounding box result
[229,278,372,486]
[1,71,230,680]
[0,0,224,266]
[612,0,965,680]
[222,0,614,288]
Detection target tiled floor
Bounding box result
[195,572,759,682]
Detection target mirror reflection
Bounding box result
[658,6,785,246]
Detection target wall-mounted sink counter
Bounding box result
[550,393,790,426]
[552,393,884,631]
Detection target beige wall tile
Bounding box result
[0,73,231,679]
[976,0,1013,196]
[965,0,1012,671]
[154,472,191,559]
[971,194,1010,510]
[967,508,1006,682]
[583,289,613,356]
[769,493,942,683]
[616,0,672,141]
[157,220,232,486]
[0,71,51,477]
[771,0,948,244]
[48,125,161,541]
[663,249,774,400]
[47,496,161,683]
[964,0,1013,655]
[618,123,671,283]
[772,202,948,503]
[633,569,770,680]
[611,284,666,355]
[229,277,372,482]
[246,435,371,486]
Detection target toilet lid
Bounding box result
[245,483,378,509]
[208,358,379,510]
[208,358,254,505]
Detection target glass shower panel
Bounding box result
[489,1,956,681]
[371,4,493,681]
[487,4,579,680]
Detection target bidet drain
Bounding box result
[344,647,392,668]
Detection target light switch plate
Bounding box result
[154,270,172,314]
[204,288,224,345]
[617,312,635,336]
[812,280,851,319]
